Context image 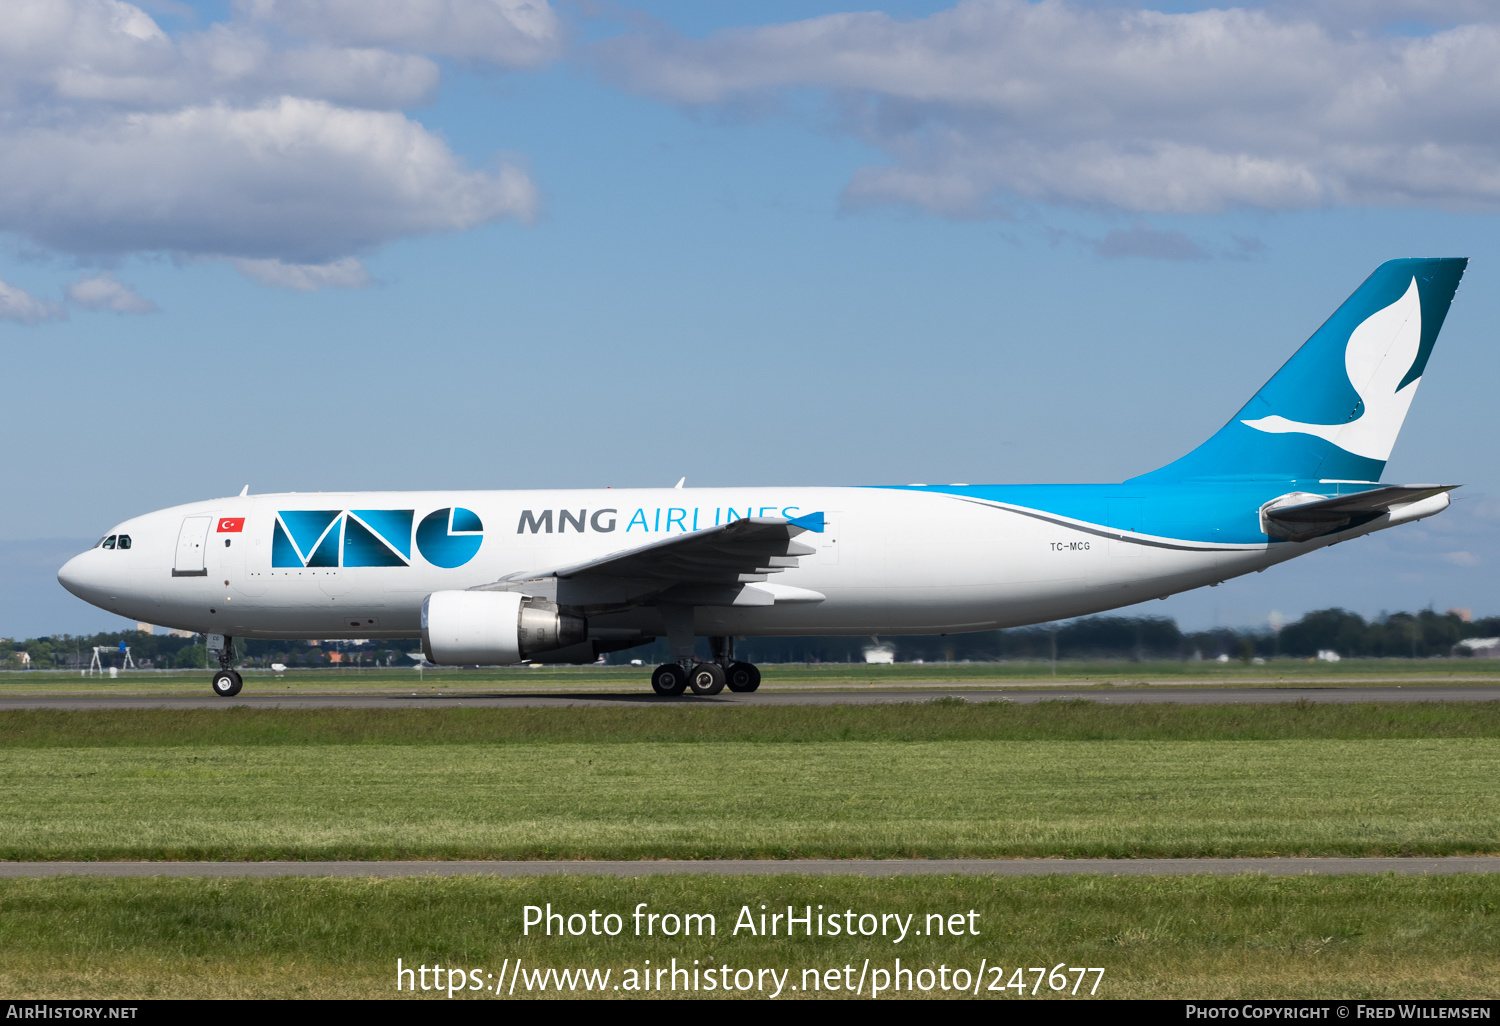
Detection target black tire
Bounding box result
[688,662,726,696]
[651,663,687,697]
[726,661,761,692]
[211,669,243,698]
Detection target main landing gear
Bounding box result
[649,636,760,697]
[208,634,243,698]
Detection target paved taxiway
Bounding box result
[2,684,1497,709]
[1,858,1496,878]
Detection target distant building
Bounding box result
[1448,608,1474,623]
[136,622,154,634]
[16,652,30,668]
[863,644,896,664]
[165,628,195,638]
[1458,638,1500,658]
[1316,650,1342,662]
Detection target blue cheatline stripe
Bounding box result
[872,479,1389,546]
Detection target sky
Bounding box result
[2,0,1497,638]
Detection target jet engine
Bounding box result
[422,590,587,665]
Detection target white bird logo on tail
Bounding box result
[1241,277,1423,462]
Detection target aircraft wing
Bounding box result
[479,514,827,608]
[1262,485,1455,542]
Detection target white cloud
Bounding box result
[66,272,160,313]
[1441,550,1482,566]
[266,43,439,109]
[1276,0,1500,31]
[238,0,562,67]
[0,0,438,109]
[0,0,547,291]
[231,256,370,290]
[181,27,441,109]
[0,98,539,263]
[0,279,65,324]
[0,0,173,107]
[594,0,1500,216]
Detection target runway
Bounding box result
[2,858,1497,878]
[2,684,1497,709]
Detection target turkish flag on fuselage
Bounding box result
[217,517,245,533]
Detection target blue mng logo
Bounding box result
[272,507,483,569]
[416,507,484,568]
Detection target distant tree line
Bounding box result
[1,607,1496,669]
[0,631,207,671]
[1272,608,1495,660]
[627,608,1500,664]
[0,633,419,671]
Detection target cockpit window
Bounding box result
[117,535,131,550]
[95,537,108,548]
[101,536,116,550]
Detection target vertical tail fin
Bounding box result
[1133,257,1466,484]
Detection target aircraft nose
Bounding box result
[57,552,96,600]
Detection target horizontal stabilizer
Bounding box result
[1261,485,1455,542]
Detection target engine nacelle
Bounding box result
[421,590,587,665]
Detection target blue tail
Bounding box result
[1133,258,1467,484]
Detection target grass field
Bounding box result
[4,703,1497,1000]
[2,703,1497,860]
[2,874,1497,998]
[6,699,1500,744]
[3,658,1498,696]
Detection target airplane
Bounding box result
[58,257,1467,698]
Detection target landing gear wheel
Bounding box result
[688,662,726,696]
[651,663,688,697]
[211,669,243,698]
[726,661,761,693]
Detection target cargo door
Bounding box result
[173,516,211,577]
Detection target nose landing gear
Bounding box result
[208,634,242,697]
[211,668,243,698]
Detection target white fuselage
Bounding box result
[56,485,1443,643]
